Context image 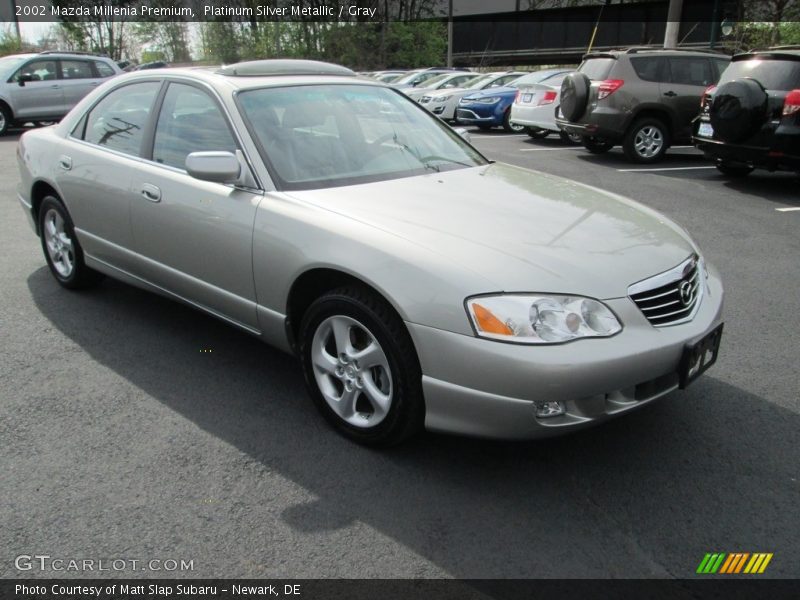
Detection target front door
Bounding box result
[129,81,261,331]
[9,59,65,119]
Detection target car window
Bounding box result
[718,57,800,90]
[422,74,450,88]
[579,58,616,80]
[493,74,521,87]
[668,57,714,87]
[84,81,161,156]
[153,83,237,170]
[61,60,94,80]
[447,74,474,87]
[94,61,116,78]
[711,58,728,81]
[631,56,668,82]
[238,84,487,190]
[11,59,57,82]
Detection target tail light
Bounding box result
[597,79,624,100]
[782,89,800,117]
[700,85,716,109]
[538,90,558,105]
[514,89,521,104]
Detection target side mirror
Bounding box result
[18,74,34,86]
[185,151,241,184]
[453,127,471,144]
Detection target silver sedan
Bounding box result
[16,59,724,445]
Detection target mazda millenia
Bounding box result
[17,60,724,445]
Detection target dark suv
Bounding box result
[694,47,800,177]
[556,48,729,163]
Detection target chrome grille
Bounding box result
[629,256,703,327]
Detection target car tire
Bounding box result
[559,130,583,145]
[38,195,103,290]
[560,73,591,122]
[526,127,550,139]
[503,109,525,133]
[715,162,754,177]
[623,118,670,163]
[582,136,614,154]
[0,104,11,136]
[298,286,425,446]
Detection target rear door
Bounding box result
[8,59,65,119]
[60,58,102,109]
[663,57,716,139]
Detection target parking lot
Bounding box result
[1,124,798,580]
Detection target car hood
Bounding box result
[286,163,697,299]
[462,87,517,101]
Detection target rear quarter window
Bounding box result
[578,58,615,80]
[720,57,800,91]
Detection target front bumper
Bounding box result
[408,267,724,439]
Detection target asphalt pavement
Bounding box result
[1,125,798,581]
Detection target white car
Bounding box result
[510,72,583,143]
[403,72,478,102]
[419,71,526,122]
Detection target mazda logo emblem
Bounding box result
[679,280,695,306]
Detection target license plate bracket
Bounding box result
[679,323,724,389]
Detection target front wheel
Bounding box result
[526,127,550,139]
[715,162,754,177]
[503,110,525,133]
[559,130,583,145]
[623,118,670,163]
[299,286,425,446]
[0,104,11,136]
[582,136,614,154]
[39,195,103,289]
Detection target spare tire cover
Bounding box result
[560,73,590,122]
[710,78,768,143]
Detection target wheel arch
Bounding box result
[30,179,62,236]
[285,267,412,354]
[627,106,675,138]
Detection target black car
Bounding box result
[694,47,800,177]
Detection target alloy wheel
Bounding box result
[43,208,75,278]
[633,125,664,159]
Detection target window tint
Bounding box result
[61,60,94,80]
[668,57,714,87]
[153,83,237,170]
[12,59,57,82]
[712,59,729,81]
[719,57,800,90]
[84,82,160,156]
[631,56,667,82]
[94,61,115,77]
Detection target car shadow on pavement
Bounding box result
[27,268,800,579]
[721,174,800,208]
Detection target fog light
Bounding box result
[534,400,565,418]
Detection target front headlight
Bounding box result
[474,96,500,104]
[434,95,451,102]
[466,294,622,344]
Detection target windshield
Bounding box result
[420,73,451,88]
[467,74,493,88]
[238,84,488,191]
[0,55,32,77]
[393,70,427,85]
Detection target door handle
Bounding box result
[50,84,61,89]
[58,155,72,171]
[663,91,677,97]
[141,183,161,202]
[89,82,100,86]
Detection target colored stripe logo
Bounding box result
[697,552,773,574]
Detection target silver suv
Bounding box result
[0,51,122,135]
[556,48,729,163]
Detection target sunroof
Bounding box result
[216,59,355,77]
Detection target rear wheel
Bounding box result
[623,118,669,163]
[38,195,103,289]
[715,162,753,177]
[0,104,11,136]
[503,110,525,133]
[559,130,583,145]
[582,136,614,154]
[526,127,550,139]
[299,286,425,446]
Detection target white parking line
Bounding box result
[617,166,717,172]
[470,134,529,139]
[775,207,800,212]
[519,147,584,152]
